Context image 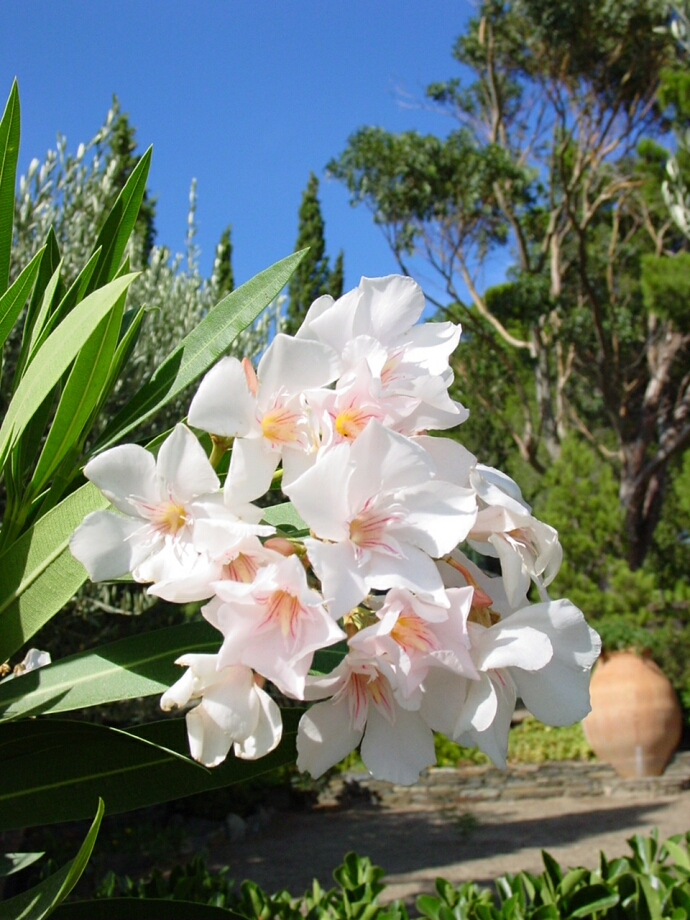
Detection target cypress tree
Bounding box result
[285,172,343,334]
[213,225,235,298]
[107,99,157,264]
[329,249,344,299]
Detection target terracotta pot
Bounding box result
[582,649,682,778]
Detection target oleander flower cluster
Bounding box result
[70,275,600,785]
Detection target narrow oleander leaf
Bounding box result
[26,260,63,361]
[261,501,308,533]
[36,246,102,345]
[311,642,348,675]
[52,899,244,919]
[0,621,221,720]
[0,248,43,351]
[86,147,151,293]
[0,80,20,296]
[0,852,44,877]
[0,273,137,471]
[0,482,108,661]
[0,799,103,920]
[13,228,61,388]
[0,710,301,830]
[93,249,307,451]
[29,286,126,496]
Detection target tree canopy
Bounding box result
[328,0,689,570]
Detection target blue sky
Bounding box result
[3,1,488,302]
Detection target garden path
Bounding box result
[208,754,690,905]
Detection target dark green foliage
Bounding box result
[106,101,157,264]
[285,173,343,335]
[640,252,690,329]
[213,225,235,298]
[329,249,344,299]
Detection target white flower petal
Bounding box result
[361,703,435,785]
[225,437,280,505]
[256,333,340,397]
[297,698,362,779]
[70,511,143,580]
[234,686,283,760]
[185,704,233,767]
[454,672,498,735]
[188,357,255,437]
[84,444,158,515]
[156,424,219,501]
[473,624,553,672]
[353,275,424,342]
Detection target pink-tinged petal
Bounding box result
[366,544,448,606]
[297,698,363,779]
[84,444,158,516]
[285,447,352,542]
[156,424,219,502]
[188,357,255,437]
[361,703,435,785]
[234,686,283,759]
[304,539,368,618]
[394,481,477,556]
[70,511,144,580]
[473,624,553,673]
[353,275,424,342]
[185,705,233,767]
[454,672,498,736]
[414,436,476,488]
[257,334,341,398]
[225,437,280,505]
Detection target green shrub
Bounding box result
[83,831,690,919]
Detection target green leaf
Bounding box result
[311,642,348,675]
[52,900,244,919]
[25,261,63,362]
[14,229,62,388]
[0,273,137,471]
[93,249,307,451]
[0,852,44,877]
[0,710,301,830]
[261,501,308,533]
[0,248,43,351]
[29,285,126,496]
[35,246,102,348]
[663,839,690,872]
[569,884,620,918]
[0,482,109,661]
[87,147,152,293]
[0,621,221,720]
[0,80,20,296]
[0,799,103,920]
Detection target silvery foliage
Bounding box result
[661,4,690,237]
[10,101,281,624]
